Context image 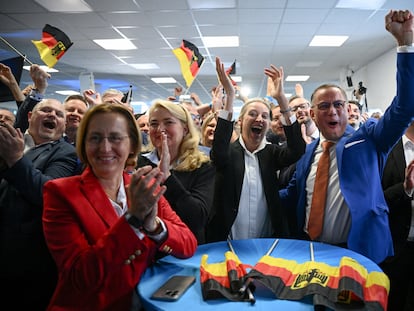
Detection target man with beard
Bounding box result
[206,57,306,242]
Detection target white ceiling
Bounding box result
[0,0,412,112]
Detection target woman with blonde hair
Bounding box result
[137,99,215,244]
[43,103,196,310]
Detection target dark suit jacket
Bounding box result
[137,154,215,244]
[206,118,306,242]
[0,138,77,310]
[382,139,412,256]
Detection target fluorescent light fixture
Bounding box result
[309,35,348,47]
[285,75,310,82]
[151,77,177,84]
[93,39,137,50]
[55,90,80,96]
[202,36,239,48]
[231,76,242,83]
[130,63,159,70]
[188,0,236,9]
[23,65,58,73]
[34,0,92,12]
[336,0,386,10]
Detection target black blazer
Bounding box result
[0,138,78,310]
[206,118,306,242]
[382,138,413,256]
[137,154,215,244]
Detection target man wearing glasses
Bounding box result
[288,95,319,143]
[280,9,414,265]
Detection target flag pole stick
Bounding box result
[266,238,280,256]
[126,85,132,104]
[226,238,255,305]
[239,238,280,297]
[0,36,34,65]
[310,242,315,261]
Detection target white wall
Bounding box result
[349,48,397,114]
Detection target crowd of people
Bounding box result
[0,8,412,311]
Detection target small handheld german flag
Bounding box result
[32,24,73,68]
[173,40,204,88]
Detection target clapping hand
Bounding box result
[264,65,285,101]
[158,131,171,182]
[127,166,166,231]
[215,57,235,111]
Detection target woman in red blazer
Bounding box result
[43,103,197,310]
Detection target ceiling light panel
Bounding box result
[34,0,92,12]
[151,77,177,84]
[285,75,310,82]
[202,36,239,48]
[309,35,348,47]
[188,0,236,9]
[93,39,137,50]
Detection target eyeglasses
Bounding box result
[291,103,309,112]
[191,114,201,121]
[87,134,129,145]
[314,100,346,111]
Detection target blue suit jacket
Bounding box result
[280,51,414,264]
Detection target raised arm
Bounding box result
[264,65,294,125]
[385,9,413,46]
[215,57,235,117]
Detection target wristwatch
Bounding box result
[29,88,44,102]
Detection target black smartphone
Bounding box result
[150,275,196,301]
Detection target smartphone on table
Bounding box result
[150,275,196,301]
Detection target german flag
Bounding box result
[172,40,204,87]
[32,24,73,68]
[245,256,389,310]
[225,60,236,75]
[200,251,253,301]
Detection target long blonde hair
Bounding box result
[149,99,210,171]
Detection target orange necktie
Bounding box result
[308,141,334,240]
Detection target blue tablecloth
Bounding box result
[137,238,382,311]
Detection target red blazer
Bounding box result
[43,167,197,310]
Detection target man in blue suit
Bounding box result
[280,9,414,264]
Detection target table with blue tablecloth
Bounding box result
[137,238,385,311]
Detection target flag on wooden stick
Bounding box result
[32,24,73,68]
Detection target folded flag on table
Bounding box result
[172,40,204,88]
[200,251,253,301]
[32,24,73,68]
[245,255,389,311]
